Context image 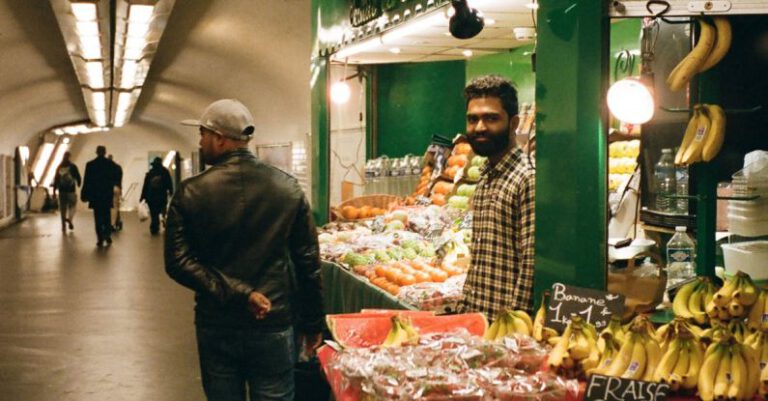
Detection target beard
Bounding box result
[200,147,216,165]
[467,131,511,157]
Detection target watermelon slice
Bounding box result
[327,313,488,348]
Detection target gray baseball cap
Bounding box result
[181,99,255,141]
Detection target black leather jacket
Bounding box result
[164,149,324,334]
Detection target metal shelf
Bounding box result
[609,0,768,18]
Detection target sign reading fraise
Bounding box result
[584,374,670,401]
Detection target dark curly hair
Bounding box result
[463,75,519,117]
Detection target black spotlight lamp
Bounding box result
[449,0,484,39]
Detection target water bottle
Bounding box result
[654,148,676,213]
[666,226,696,288]
[676,166,689,214]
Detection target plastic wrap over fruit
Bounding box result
[327,330,564,401]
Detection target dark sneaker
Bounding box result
[67,220,74,230]
[97,240,104,247]
[105,237,112,245]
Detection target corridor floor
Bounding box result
[0,212,205,401]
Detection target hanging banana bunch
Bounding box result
[667,16,732,92]
[675,104,726,165]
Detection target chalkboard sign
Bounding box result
[545,282,625,332]
[584,374,670,401]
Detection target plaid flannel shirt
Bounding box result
[460,147,536,318]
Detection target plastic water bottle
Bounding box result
[666,226,696,288]
[654,148,676,212]
[676,166,689,214]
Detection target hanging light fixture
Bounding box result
[330,81,352,104]
[607,21,657,125]
[449,0,485,39]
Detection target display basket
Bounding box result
[331,194,401,221]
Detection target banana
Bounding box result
[381,316,410,347]
[743,344,761,400]
[622,336,647,380]
[642,336,662,382]
[400,318,420,344]
[714,275,740,307]
[509,310,533,335]
[688,284,708,325]
[600,316,626,345]
[667,18,716,92]
[682,341,703,390]
[541,327,558,341]
[762,287,768,332]
[654,337,682,382]
[581,334,601,374]
[590,334,621,376]
[605,332,637,377]
[712,346,732,400]
[676,108,702,165]
[761,361,768,398]
[728,319,747,343]
[548,323,573,369]
[727,344,747,400]
[734,271,759,306]
[681,105,712,165]
[748,290,767,331]
[672,279,698,319]
[494,314,509,340]
[701,104,726,162]
[484,316,500,340]
[706,298,719,319]
[668,340,691,391]
[699,17,732,72]
[569,330,592,360]
[532,292,548,342]
[547,335,562,346]
[699,344,724,401]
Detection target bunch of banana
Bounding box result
[728,319,749,343]
[744,330,768,372]
[747,289,768,331]
[698,338,760,401]
[599,316,661,382]
[547,316,600,379]
[587,331,622,378]
[381,315,419,347]
[761,364,768,399]
[532,292,558,342]
[653,334,704,391]
[667,17,732,92]
[707,271,760,321]
[597,316,626,354]
[656,317,703,353]
[484,309,534,341]
[700,319,730,345]
[675,104,727,165]
[672,276,718,324]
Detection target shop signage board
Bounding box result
[584,374,670,401]
[545,282,625,332]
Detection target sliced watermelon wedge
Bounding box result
[327,313,488,348]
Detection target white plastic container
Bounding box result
[728,214,768,237]
[722,240,768,280]
[727,198,768,219]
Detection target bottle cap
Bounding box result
[675,226,687,232]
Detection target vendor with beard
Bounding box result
[459,75,536,318]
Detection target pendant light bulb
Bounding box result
[331,81,351,104]
[607,77,655,125]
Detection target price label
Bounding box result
[545,282,624,332]
[584,374,670,401]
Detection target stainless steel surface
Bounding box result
[0,213,204,401]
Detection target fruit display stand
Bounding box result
[322,261,416,314]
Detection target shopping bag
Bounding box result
[138,201,150,222]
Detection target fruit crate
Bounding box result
[331,194,401,221]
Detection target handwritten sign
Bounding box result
[545,282,624,332]
[350,0,382,27]
[584,374,670,401]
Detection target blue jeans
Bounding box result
[196,325,295,401]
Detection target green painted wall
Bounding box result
[465,45,536,104]
[374,61,467,158]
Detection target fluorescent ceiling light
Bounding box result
[76,21,99,36]
[94,109,108,127]
[18,146,30,165]
[91,92,106,110]
[127,22,150,38]
[334,37,382,59]
[389,47,401,54]
[124,45,144,60]
[85,61,104,88]
[43,143,70,188]
[71,3,97,21]
[128,5,155,23]
[32,143,55,184]
[116,91,133,111]
[120,61,138,88]
[163,151,177,168]
[80,37,102,59]
[382,12,447,43]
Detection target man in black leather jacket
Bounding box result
[166,99,324,401]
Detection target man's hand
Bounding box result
[247,291,271,320]
[298,332,323,358]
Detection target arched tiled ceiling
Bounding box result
[0,0,311,152]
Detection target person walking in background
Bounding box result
[166,99,324,401]
[81,145,118,247]
[108,154,123,232]
[51,151,81,232]
[140,157,173,235]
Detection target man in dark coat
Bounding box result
[140,157,173,234]
[81,145,117,247]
